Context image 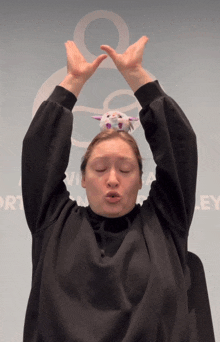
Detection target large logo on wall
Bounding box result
[32,10,156,148]
[1,11,220,212]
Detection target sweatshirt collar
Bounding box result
[86,204,140,233]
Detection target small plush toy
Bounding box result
[92,111,139,133]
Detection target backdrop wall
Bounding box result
[1,0,220,340]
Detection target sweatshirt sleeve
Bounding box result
[135,81,198,236]
[22,86,77,234]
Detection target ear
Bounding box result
[129,117,139,121]
[81,174,86,188]
[139,178,142,190]
[91,116,102,120]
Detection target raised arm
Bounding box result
[22,42,107,233]
[136,82,198,233]
[102,37,198,236]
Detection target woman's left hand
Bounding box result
[100,36,149,75]
[100,36,153,92]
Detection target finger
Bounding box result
[65,41,83,58]
[134,36,149,56]
[138,36,149,47]
[65,40,79,50]
[92,54,108,70]
[100,45,117,60]
[65,41,76,50]
[64,41,75,57]
[141,35,149,43]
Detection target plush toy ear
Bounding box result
[129,117,139,121]
[91,116,102,121]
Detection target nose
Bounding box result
[107,168,119,188]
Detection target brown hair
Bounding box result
[80,129,143,178]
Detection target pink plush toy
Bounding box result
[92,111,139,133]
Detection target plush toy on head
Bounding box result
[92,111,139,133]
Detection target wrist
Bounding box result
[59,74,86,98]
[121,66,154,93]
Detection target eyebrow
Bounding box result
[91,156,135,163]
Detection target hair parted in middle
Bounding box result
[80,129,143,178]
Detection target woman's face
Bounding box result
[81,137,142,218]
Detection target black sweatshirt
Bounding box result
[22,81,198,341]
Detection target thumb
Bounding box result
[100,45,117,60]
[92,54,108,70]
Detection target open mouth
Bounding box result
[106,192,121,203]
[106,192,120,198]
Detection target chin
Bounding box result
[94,206,123,218]
[102,205,132,218]
[103,212,122,218]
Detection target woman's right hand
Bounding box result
[65,41,107,83]
[60,41,107,97]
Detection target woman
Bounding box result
[22,37,198,341]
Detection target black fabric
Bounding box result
[86,205,140,257]
[22,81,198,341]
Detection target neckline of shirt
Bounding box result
[86,204,140,233]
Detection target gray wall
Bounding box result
[1,0,220,340]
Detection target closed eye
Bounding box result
[95,169,129,173]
